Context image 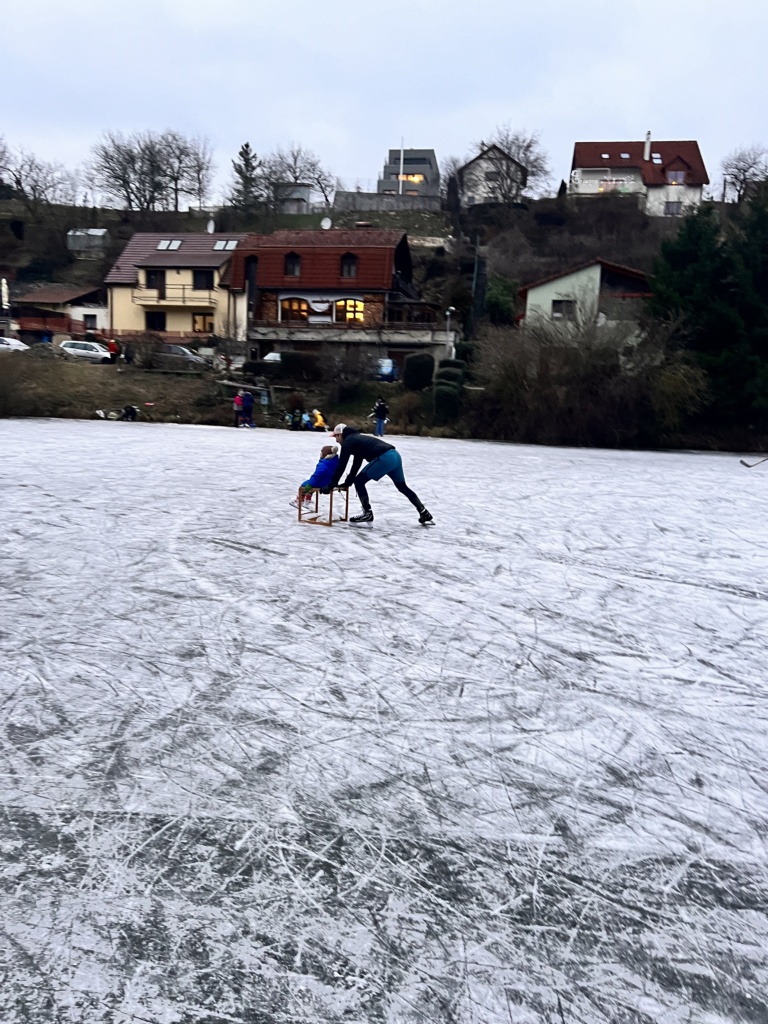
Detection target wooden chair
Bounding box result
[298,487,350,527]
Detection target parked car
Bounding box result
[59,339,112,363]
[262,351,282,363]
[374,358,398,382]
[160,345,208,366]
[0,337,30,352]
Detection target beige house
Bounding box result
[105,233,248,342]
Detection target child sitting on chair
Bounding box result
[290,444,340,510]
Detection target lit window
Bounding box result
[552,299,576,321]
[335,299,364,324]
[666,170,686,185]
[664,201,682,217]
[193,313,214,333]
[284,252,301,277]
[281,298,308,322]
[398,173,425,183]
[340,253,358,279]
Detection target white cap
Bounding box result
[330,423,346,436]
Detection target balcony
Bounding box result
[132,285,218,307]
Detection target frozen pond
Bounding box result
[2,418,768,1023]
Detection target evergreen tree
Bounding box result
[649,204,761,425]
[229,142,264,213]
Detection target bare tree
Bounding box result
[263,144,340,204]
[184,136,214,209]
[720,144,768,202]
[6,150,78,213]
[479,125,552,197]
[89,129,214,211]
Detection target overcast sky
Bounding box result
[5,0,766,200]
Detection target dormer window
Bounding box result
[666,170,686,185]
[340,253,358,279]
[284,252,301,277]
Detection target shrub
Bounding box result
[403,352,435,391]
[279,351,321,381]
[433,384,462,425]
[243,360,279,378]
[485,276,519,325]
[434,367,464,387]
[438,358,467,372]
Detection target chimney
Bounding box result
[643,131,652,162]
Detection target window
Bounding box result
[335,299,364,324]
[225,240,238,250]
[551,299,576,321]
[193,269,214,290]
[145,311,166,331]
[214,239,239,250]
[213,240,226,250]
[280,298,308,322]
[652,153,663,164]
[157,240,171,250]
[666,170,686,185]
[340,253,358,279]
[601,152,610,159]
[83,314,97,331]
[156,239,181,250]
[485,171,500,182]
[284,252,301,277]
[168,240,181,250]
[620,152,630,159]
[193,313,214,333]
[664,201,682,217]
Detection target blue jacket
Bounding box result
[303,455,339,489]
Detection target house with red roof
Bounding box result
[568,133,709,217]
[225,229,454,369]
[104,233,247,342]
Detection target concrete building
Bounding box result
[377,149,440,198]
[568,134,709,217]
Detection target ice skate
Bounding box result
[418,507,434,526]
[350,509,374,524]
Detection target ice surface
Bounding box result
[1,418,768,1023]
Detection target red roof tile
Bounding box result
[105,233,248,285]
[572,140,709,186]
[240,229,406,249]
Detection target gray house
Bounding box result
[377,149,440,197]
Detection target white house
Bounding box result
[519,259,651,329]
[568,134,709,217]
[457,145,528,208]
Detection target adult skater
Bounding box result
[326,423,432,525]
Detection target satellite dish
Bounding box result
[206,218,216,234]
[320,217,333,230]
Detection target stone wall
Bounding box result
[333,192,441,213]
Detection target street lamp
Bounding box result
[445,306,456,336]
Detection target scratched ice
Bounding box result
[1,417,767,1023]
